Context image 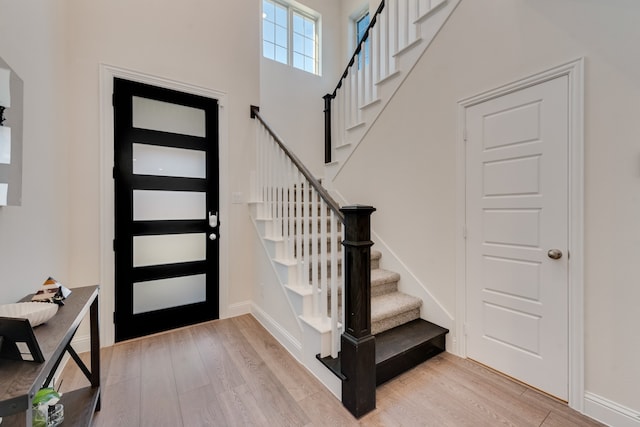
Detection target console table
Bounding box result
[0,285,100,426]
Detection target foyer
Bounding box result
[60,315,603,427]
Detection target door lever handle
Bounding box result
[209,211,218,228]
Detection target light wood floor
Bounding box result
[60,315,604,426]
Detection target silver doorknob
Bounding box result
[547,249,562,260]
[209,233,217,241]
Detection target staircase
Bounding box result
[249,0,458,417]
[249,108,448,417]
[318,247,449,387]
[250,175,448,379]
[324,0,461,181]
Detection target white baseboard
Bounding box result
[584,392,640,427]
[252,304,342,400]
[221,300,252,319]
[251,303,302,361]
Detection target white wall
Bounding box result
[0,1,69,304]
[259,0,342,178]
[333,0,640,416]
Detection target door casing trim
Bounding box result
[99,63,230,347]
[455,58,584,410]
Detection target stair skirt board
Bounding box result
[317,319,449,386]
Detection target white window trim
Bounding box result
[262,0,321,76]
[349,3,370,54]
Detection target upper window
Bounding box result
[262,0,320,75]
[355,11,370,68]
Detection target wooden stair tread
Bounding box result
[375,318,448,364]
[316,319,449,385]
[375,318,449,385]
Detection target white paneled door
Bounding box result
[465,75,569,400]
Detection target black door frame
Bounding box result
[113,78,219,342]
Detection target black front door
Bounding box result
[113,78,219,342]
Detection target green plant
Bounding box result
[32,387,61,427]
[32,388,60,407]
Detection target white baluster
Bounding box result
[265,134,271,222]
[262,131,267,218]
[331,93,344,149]
[372,16,382,84]
[379,8,389,81]
[311,188,319,317]
[338,86,346,145]
[296,171,303,288]
[418,0,430,17]
[320,200,328,322]
[255,122,262,216]
[341,76,348,130]
[350,69,359,126]
[272,140,278,230]
[409,0,419,42]
[398,0,408,51]
[330,210,339,358]
[301,179,309,296]
[276,149,283,240]
[276,149,281,239]
[272,145,278,237]
[369,22,378,101]
[282,158,290,260]
[261,128,268,217]
[388,0,398,72]
[363,49,371,105]
[358,60,365,109]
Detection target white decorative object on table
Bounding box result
[0,302,58,327]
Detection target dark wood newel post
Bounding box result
[323,94,333,164]
[340,205,376,418]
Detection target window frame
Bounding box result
[354,10,370,68]
[262,0,321,76]
[355,10,370,45]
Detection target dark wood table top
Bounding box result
[0,285,99,416]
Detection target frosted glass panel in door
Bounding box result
[133,190,206,221]
[133,233,206,267]
[133,143,206,178]
[132,96,206,137]
[133,274,206,314]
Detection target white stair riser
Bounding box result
[300,320,342,399]
[274,260,297,286]
[285,285,313,316]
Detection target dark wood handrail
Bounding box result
[250,105,345,223]
[328,0,385,99]
[325,0,385,163]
